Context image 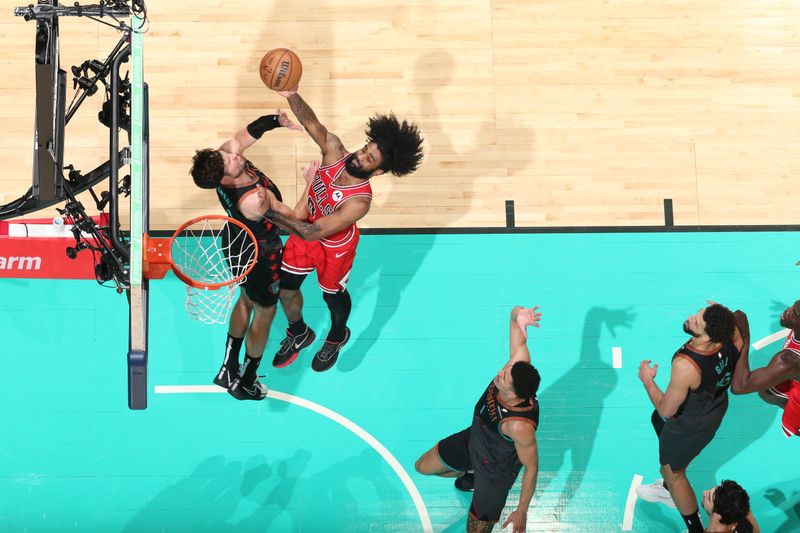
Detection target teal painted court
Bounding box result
[1,231,798,532]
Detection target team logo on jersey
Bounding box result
[332,190,343,202]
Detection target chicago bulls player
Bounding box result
[731,299,800,438]
[262,88,424,372]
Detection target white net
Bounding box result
[170,217,257,325]
[185,284,240,325]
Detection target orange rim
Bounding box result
[166,214,258,290]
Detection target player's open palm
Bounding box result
[502,509,527,532]
[277,109,303,131]
[301,160,320,184]
[516,306,542,337]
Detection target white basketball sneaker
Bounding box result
[637,479,677,509]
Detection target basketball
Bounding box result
[259,48,302,92]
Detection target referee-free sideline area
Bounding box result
[0,231,797,532]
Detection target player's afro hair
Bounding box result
[365,113,424,176]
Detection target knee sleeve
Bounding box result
[280,270,306,291]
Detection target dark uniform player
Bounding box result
[730,299,800,438]
[415,306,542,533]
[190,110,304,401]
[261,87,424,372]
[637,302,745,533]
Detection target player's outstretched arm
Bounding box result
[219,110,301,155]
[279,91,345,160]
[263,196,370,241]
[732,349,800,395]
[509,306,541,365]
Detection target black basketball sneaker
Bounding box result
[311,327,350,372]
[213,363,239,389]
[273,326,316,368]
[228,375,268,401]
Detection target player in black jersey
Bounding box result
[190,110,306,401]
[415,306,542,533]
[637,302,746,533]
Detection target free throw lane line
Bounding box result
[612,347,623,369]
[622,474,643,530]
[752,329,790,351]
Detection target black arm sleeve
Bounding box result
[246,114,281,139]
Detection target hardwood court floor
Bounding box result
[2,0,800,228]
[0,231,798,531]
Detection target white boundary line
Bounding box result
[622,474,643,531]
[154,385,433,533]
[752,329,790,351]
[612,347,623,369]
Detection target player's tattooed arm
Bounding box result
[263,208,322,240]
[283,93,343,157]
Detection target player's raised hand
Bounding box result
[277,89,298,98]
[638,360,658,384]
[515,306,542,338]
[277,109,303,131]
[301,160,320,184]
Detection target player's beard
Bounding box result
[345,153,373,180]
[683,322,700,338]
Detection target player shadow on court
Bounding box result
[340,49,536,372]
[761,482,800,533]
[234,449,312,530]
[536,307,630,518]
[296,447,407,529]
[122,451,312,532]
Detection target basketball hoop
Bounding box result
[144,215,258,324]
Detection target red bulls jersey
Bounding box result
[306,154,372,246]
[783,330,800,357]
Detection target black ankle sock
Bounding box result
[224,334,244,369]
[681,510,704,533]
[288,320,307,336]
[241,353,262,384]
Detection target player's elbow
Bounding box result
[657,405,677,419]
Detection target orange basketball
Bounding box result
[259,48,302,92]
